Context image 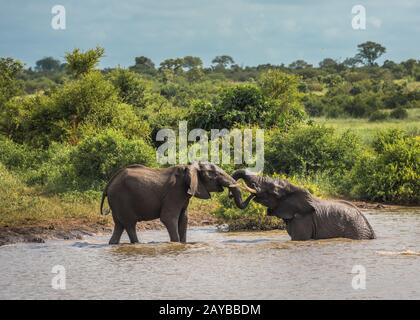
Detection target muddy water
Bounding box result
[1,209,419,299]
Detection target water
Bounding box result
[1,209,419,299]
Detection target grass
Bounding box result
[0,163,109,228]
[312,108,420,142]
[0,162,219,230]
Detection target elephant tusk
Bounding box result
[228,183,257,194]
[242,184,257,194]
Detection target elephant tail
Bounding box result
[100,188,110,215]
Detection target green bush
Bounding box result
[212,192,285,231]
[219,84,267,127]
[349,130,420,203]
[3,71,150,147]
[0,137,42,170]
[265,124,361,176]
[389,107,408,119]
[70,129,156,183]
[24,142,77,192]
[369,110,389,122]
[106,68,151,108]
[302,95,324,117]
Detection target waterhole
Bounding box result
[0,209,419,299]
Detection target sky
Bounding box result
[0,0,419,68]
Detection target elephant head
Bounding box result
[231,169,315,219]
[186,162,255,209]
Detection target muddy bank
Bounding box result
[0,200,410,246]
[0,211,217,246]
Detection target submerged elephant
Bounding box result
[100,162,253,244]
[232,170,376,240]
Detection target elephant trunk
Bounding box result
[218,171,254,209]
[228,186,255,209]
[231,169,258,193]
[231,169,249,181]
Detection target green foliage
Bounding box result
[390,107,408,119]
[1,45,419,213]
[212,192,285,231]
[35,57,62,73]
[70,129,156,183]
[265,124,361,176]
[356,41,386,66]
[0,137,42,170]
[106,68,151,108]
[190,70,305,130]
[0,162,104,227]
[369,110,389,122]
[2,71,150,147]
[65,47,105,78]
[129,56,156,76]
[349,130,420,203]
[219,84,266,126]
[0,57,24,109]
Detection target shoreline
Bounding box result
[0,200,416,246]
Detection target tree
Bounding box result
[356,41,386,66]
[257,69,305,127]
[319,58,338,70]
[65,46,105,77]
[182,56,203,70]
[0,58,24,109]
[211,55,235,69]
[288,60,312,70]
[130,56,156,75]
[343,57,361,68]
[401,59,418,77]
[182,56,204,82]
[107,68,150,108]
[159,58,184,73]
[35,57,61,72]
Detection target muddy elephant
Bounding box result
[100,162,253,244]
[232,170,376,240]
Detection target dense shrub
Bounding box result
[218,84,266,127]
[70,129,156,183]
[369,110,389,122]
[213,192,284,231]
[2,72,150,147]
[265,124,361,176]
[349,130,420,203]
[389,107,408,119]
[24,142,77,192]
[0,137,42,170]
[302,95,324,117]
[106,68,151,108]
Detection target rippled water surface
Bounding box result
[1,209,419,299]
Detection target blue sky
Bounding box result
[0,0,419,68]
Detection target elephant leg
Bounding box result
[287,215,313,241]
[109,220,124,245]
[178,209,188,243]
[161,218,180,242]
[126,224,139,243]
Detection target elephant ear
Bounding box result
[185,163,211,199]
[271,179,298,199]
[271,189,315,220]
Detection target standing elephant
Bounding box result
[100,162,253,244]
[232,170,376,240]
